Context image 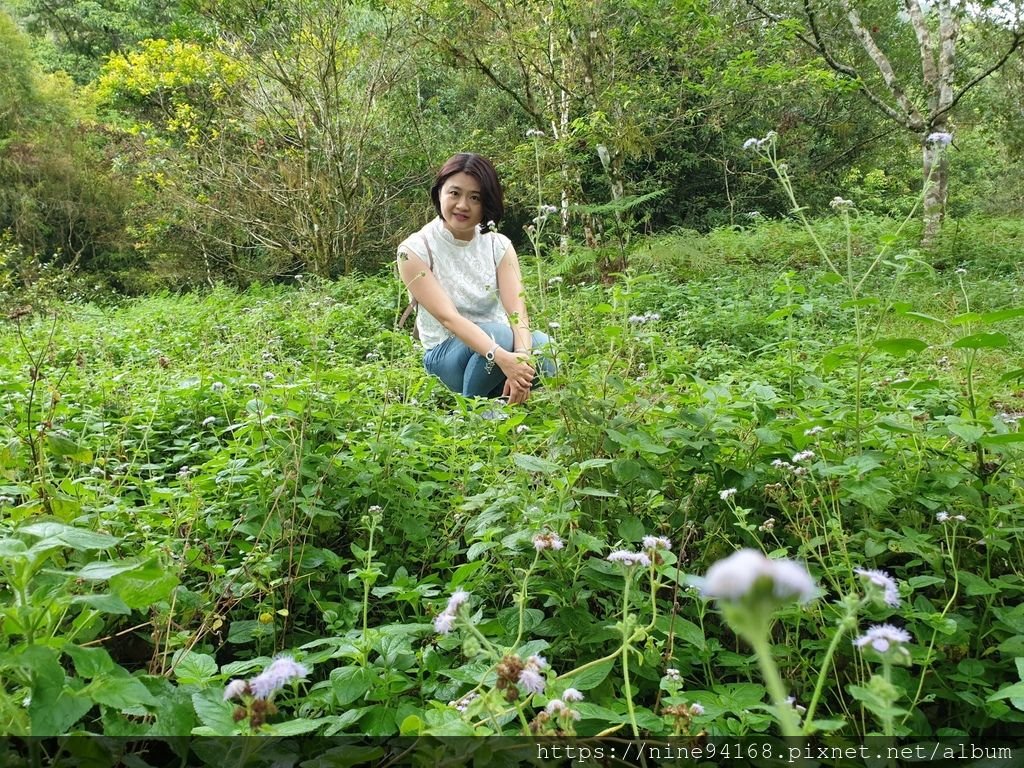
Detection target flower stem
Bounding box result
[749,632,801,738]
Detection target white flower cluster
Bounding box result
[519,654,548,695]
[829,196,854,210]
[854,624,911,653]
[449,691,479,712]
[742,131,777,151]
[771,458,808,477]
[719,488,737,501]
[526,129,546,138]
[628,312,661,325]
[700,549,816,604]
[224,655,310,701]
[607,550,651,567]
[434,589,471,635]
[926,131,953,147]
[854,568,901,607]
[642,535,672,552]
[936,511,966,523]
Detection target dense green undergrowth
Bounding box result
[2,218,1024,756]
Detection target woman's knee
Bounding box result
[478,322,514,351]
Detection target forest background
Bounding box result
[1,0,1022,295]
[4,0,1024,750]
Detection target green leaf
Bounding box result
[672,618,707,651]
[873,337,928,356]
[951,332,1009,349]
[77,559,146,580]
[0,538,28,558]
[65,644,116,678]
[110,559,179,609]
[512,453,560,474]
[263,717,324,735]
[981,433,1024,447]
[877,417,916,434]
[450,560,486,588]
[847,684,907,717]
[980,307,1024,324]
[172,651,218,685]
[90,672,159,709]
[19,522,119,551]
[21,645,90,736]
[900,311,945,325]
[947,422,986,444]
[987,682,1024,706]
[44,434,93,462]
[560,659,614,691]
[191,689,238,734]
[576,487,617,498]
[331,666,377,706]
[70,593,132,615]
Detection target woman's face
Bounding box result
[439,172,483,240]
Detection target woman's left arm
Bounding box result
[496,243,533,354]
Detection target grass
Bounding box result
[1,216,1023,745]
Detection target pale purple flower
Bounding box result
[248,656,309,699]
[855,568,901,607]
[518,668,546,695]
[545,699,567,715]
[854,624,912,653]
[769,559,818,601]
[223,679,248,701]
[743,137,760,151]
[445,589,470,615]
[607,550,652,568]
[690,702,705,716]
[701,548,815,603]
[527,654,548,670]
[642,535,672,551]
[211,381,225,392]
[792,450,815,463]
[449,692,478,712]
[433,612,456,635]
[926,131,953,147]
[719,488,737,500]
[829,197,854,210]
[804,426,826,436]
[562,687,584,702]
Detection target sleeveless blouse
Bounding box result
[398,218,511,350]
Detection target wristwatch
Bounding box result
[485,343,499,373]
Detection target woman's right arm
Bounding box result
[398,248,535,390]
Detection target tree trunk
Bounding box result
[921,135,948,248]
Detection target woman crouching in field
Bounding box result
[397,152,554,405]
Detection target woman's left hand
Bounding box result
[503,377,533,405]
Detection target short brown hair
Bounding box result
[430,153,504,230]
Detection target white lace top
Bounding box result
[398,218,511,350]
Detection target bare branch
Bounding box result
[904,0,938,107]
[837,0,926,131]
[934,28,1024,123]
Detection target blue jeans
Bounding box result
[423,321,555,398]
